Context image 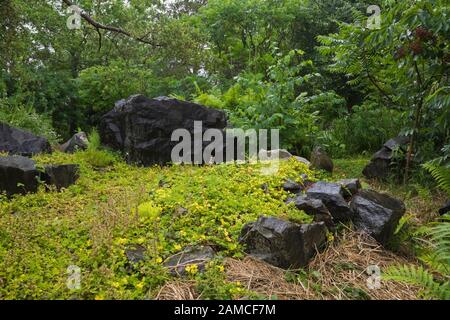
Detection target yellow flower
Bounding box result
[136,282,144,290]
[185,264,198,275]
[155,257,163,264]
[115,237,128,245]
[95,294,105,300]
[111,281,120,288]
[217,265,225,272]
[174,244,182,251]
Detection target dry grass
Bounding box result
[308,229,421,300]
[225,256,317,299]
[156,280,199,300]
[155,229,423,300]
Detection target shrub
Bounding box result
[0,99,60,144]
[318,103,406,157]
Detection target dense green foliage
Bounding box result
[0,0,449,301]
[1,0,447,166]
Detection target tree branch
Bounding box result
[62,0,160,47]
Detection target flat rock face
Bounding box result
[164,245,215,276]
[350,190,406,245]
[0,156,39,196]
[43,164,80,190]
[99,95,227,166]
[239,216,327,269]
[306,182,354,222]
[0,122,52,156]
[60,132,89,153]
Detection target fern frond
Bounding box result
[384,265,450,300]
[423,163,450,196]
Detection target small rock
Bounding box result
[439,200,450,216]
[261,183,269,194]
[259,149,293,160]
[294,156,311,166]
[174,206,188,218]
[306,181,354,222]
[43,164,80,190]
[239,216,328,269]
[384,136,410,151]
[60,132,89,153]
[125,244,147,264]
[258,149,311,166]
[338,178,362,198]
[350,190,406,246]
[282,179,303,194]
[164,245,215,276]
[363,135,409,180]
[0,156,39,196]
[310,147,333,173]
[287,195,334,230]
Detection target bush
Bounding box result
[81,129,117,168]
[318,103,406,157]
[0,99,60,144]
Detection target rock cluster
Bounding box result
[0,156,79,196]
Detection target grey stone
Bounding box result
[306,181,354,222]
[60,132,89,153]
[338,178,362,198]
[439,200,450,216]
[282,179,303,194]
[43,164,80,190]
[0,122,52,156]
[125,244,147,264]
[310,147,333,173]
[363,136,409,180]
[0,156,40,196]
[239,216,328,269]
[287,195,335,230]
[164,245,215,276]
[350,190,406,246]
[99,95,227,166]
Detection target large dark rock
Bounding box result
[363,136,409,180]
[306,181,354,222]
[287,195,334,230]
[0,156,40,196]
[239,216,328,269]
[438,200,450,216]
[43,164,80,190]
[350,190,406,245]
[0,122,52,156]
[60,132,89,153]
[99,95,227,166]
[310,147,333,173]
[164,245,215,276]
